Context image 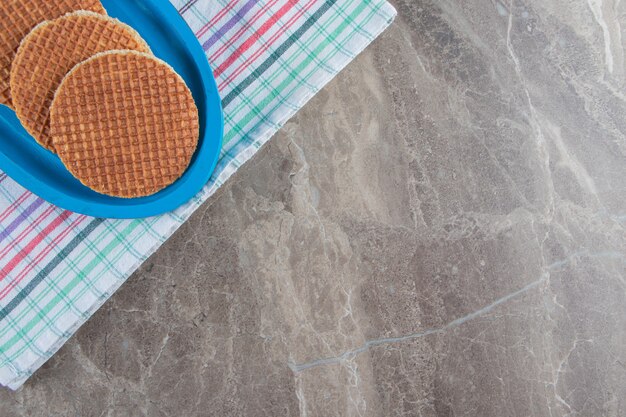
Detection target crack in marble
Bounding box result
[288,275,547,373]
[2,2,625,413]
[289,250,624,373]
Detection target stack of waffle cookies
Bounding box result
[1,0,199,198]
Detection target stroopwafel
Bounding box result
[11,11,151,151]
[50,50,199,198]
[0,0,106,107]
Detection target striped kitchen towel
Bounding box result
[0,0,396,389]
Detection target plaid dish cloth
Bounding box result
[0,0,396,389]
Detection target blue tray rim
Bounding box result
[0,0,224,219]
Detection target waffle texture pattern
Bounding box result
[0,0,396,390]
[0,0,106,107]
[11,12,150,150]
[51,51,198,197]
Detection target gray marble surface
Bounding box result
[2,0,626,415]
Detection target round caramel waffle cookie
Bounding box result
[11,11,151,151]
[50,51,199,198]
[0,0,106,108]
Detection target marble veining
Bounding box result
[289,249,623,374]
[1,0,626,416]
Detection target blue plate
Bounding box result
[0,0,223,219]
